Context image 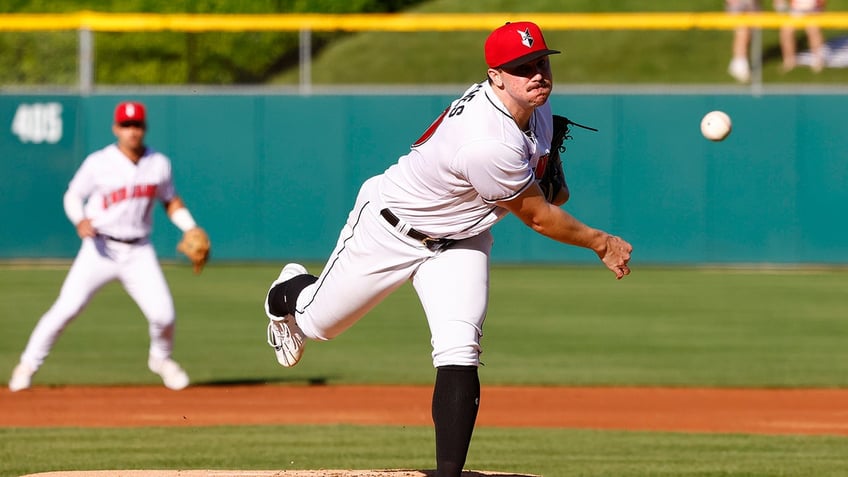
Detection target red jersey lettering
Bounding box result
[102,184,158,209]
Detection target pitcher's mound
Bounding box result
[20,470,540,477]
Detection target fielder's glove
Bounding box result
[177,227,211,274]
[538,115,598,202]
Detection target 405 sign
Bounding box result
[11,102,63,144]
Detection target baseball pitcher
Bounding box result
[263,22,632,477]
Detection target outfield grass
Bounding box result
[1,263,847,477]
[2,263,847,388]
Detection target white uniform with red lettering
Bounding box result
[17,144,179,373]
[292,79,554,366]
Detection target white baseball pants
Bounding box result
[294,176,493,367]
[18,237,176,370]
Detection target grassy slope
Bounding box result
[4,0,848,85]
[272,0,848,86]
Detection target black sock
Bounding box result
[432,365,480,477]
[267,274,317,317]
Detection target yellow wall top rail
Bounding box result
[0,11,846,32]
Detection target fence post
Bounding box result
[299,27,312,95]
[78,27,93,95]
[750,27,763,97]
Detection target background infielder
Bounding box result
[263,22,632,477]
[8,101,209,392]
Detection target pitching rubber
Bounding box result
[19,471,541,477]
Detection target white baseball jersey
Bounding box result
[379,80,554,239]
[17,142,180,376]
[68,144,176,240]
[290,81,557,368]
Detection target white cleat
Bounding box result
[8,362,35,392]
[264,263,309,367]
[148,357,190,391]
[267,319,306,367]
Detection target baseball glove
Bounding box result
[177,227,211,274]
[538,115,598,202]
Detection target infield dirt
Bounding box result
[3,384,848,435]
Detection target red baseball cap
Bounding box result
[114,101,146,124]
[485,21,560,69]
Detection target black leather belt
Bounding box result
[379,208,456,252]
[99,234,144,244]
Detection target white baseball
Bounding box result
[701,110,732,142]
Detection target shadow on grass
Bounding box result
[195,376,332,386]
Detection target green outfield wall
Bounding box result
[1,91,845,264]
